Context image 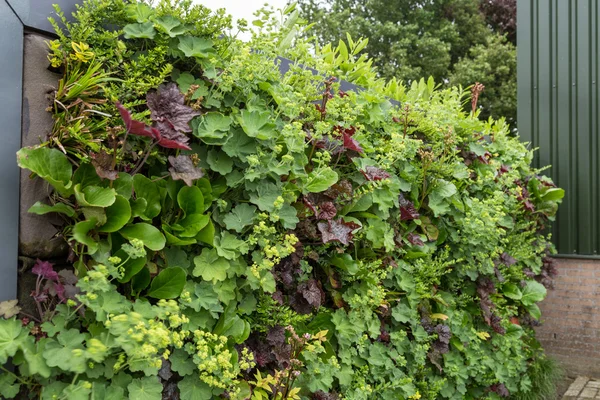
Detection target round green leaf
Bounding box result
[123,22,156,39]
[127,377,162,400]
[133,175,162,220]
[147,267,186,299]
[521,281,547,306]
[98,195,132,233]
[74,184,116,207]
[72,219,99,253]
[17,147,73,196]
[115,249,147,283]
[131,267,151,292]
[193,248,230,282]
[119,223,166,251]
[28,202,75,218]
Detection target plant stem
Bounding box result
[131,140,158,175]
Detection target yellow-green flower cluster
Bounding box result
[192,330,238,389]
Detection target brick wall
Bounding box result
[535,258,600,377]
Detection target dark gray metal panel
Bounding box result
[518,0,600,256]
[6,0,78,33]
[0,0,23,301]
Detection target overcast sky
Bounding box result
[193,0,289,39]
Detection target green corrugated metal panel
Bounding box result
[518,0,600,256]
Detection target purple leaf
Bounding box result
[317,202,337,220]
[168,155,204,186]
[489,383,510,398]
[407,233,424,246]
[32,259,59,281]
[298,279,324,309]
[398,193,420,221]
[361,166,390,181]
[318,219,360,246]
[115,102,156,138]
[146,82,199,142]
[342,132,363,153]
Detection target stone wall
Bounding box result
[536,258,600,378]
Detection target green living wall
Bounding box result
[1,1,563,399]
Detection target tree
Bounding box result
[297,0,517,124]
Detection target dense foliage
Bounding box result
[296,0,517,124]
[1,0,562,399]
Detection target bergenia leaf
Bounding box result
[398,193,420,221]
[168,155,204,186]
[361,166,391,181]
[318,219,360,245]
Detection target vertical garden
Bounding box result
[0,0,564,399]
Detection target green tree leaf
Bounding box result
[127,377,163,400]
[178,36,214,58]
[147,267,187,299]
[98,195,131,232]
[28,202,75,217]
[120,223,166,251]
[123,22,156,39]
[223,203,257,232]
[17,147,73,196]
[193,248,230,282]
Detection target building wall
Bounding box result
[536,258,600,377]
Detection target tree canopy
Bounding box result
[298,0,517,124]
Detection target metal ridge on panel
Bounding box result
[6,0,79,33]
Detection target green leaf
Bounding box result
[72,219,99,253]
[123,22,156,39]
[98,195,131,232]
[541,188,565,202]
[177,185,204,216]
[74,184,116,207]
[193,248,230,282]
[0,318,27,364]
[207,149,233,175]
[222,128,257,160]
[42,329,88,373]
[304,167,339,193]
[0,373,20,399]
[521,281,547,306]
[277,204,299,229]
[196,219,215,245]
[20,337,51,378]
[170,349,195,376]
[28,202,75,217]
[155,15,187,37]
[112,172,134,199]
[193,112,231,140]
[72,163,102,188]
[127,377,163,400]
[147,267,187,299]
[133,175,162,220]
[178,36,214,58]
[249,181,282,212]
[126,2,154,22]
[526,303,542,320]
[17,147,73,196]
[131,267,151,292]
[502,283,522,300]
[214,231,249,260]
[237,110,277,140]
[178,376,213,400]
[115,249,147,283]
[120,223,166,251]
[223,203,257,232]
[330,254,360,275]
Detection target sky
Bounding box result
[193,0,289,39]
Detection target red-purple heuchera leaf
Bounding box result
[298,279,324,309]
[115,102,156,138]
[318,219,361,245]
[399,193,420,221]
[361,166,391,181]
[32,259,59,281]
[406,233,424,246]
[317,202,337,220]
[334,126,363,153]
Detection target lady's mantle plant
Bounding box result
[1,0,564,399]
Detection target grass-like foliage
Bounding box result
[1,1,564,399]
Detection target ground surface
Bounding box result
[562,377,600,399]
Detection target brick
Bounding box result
[580,387,598,398]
